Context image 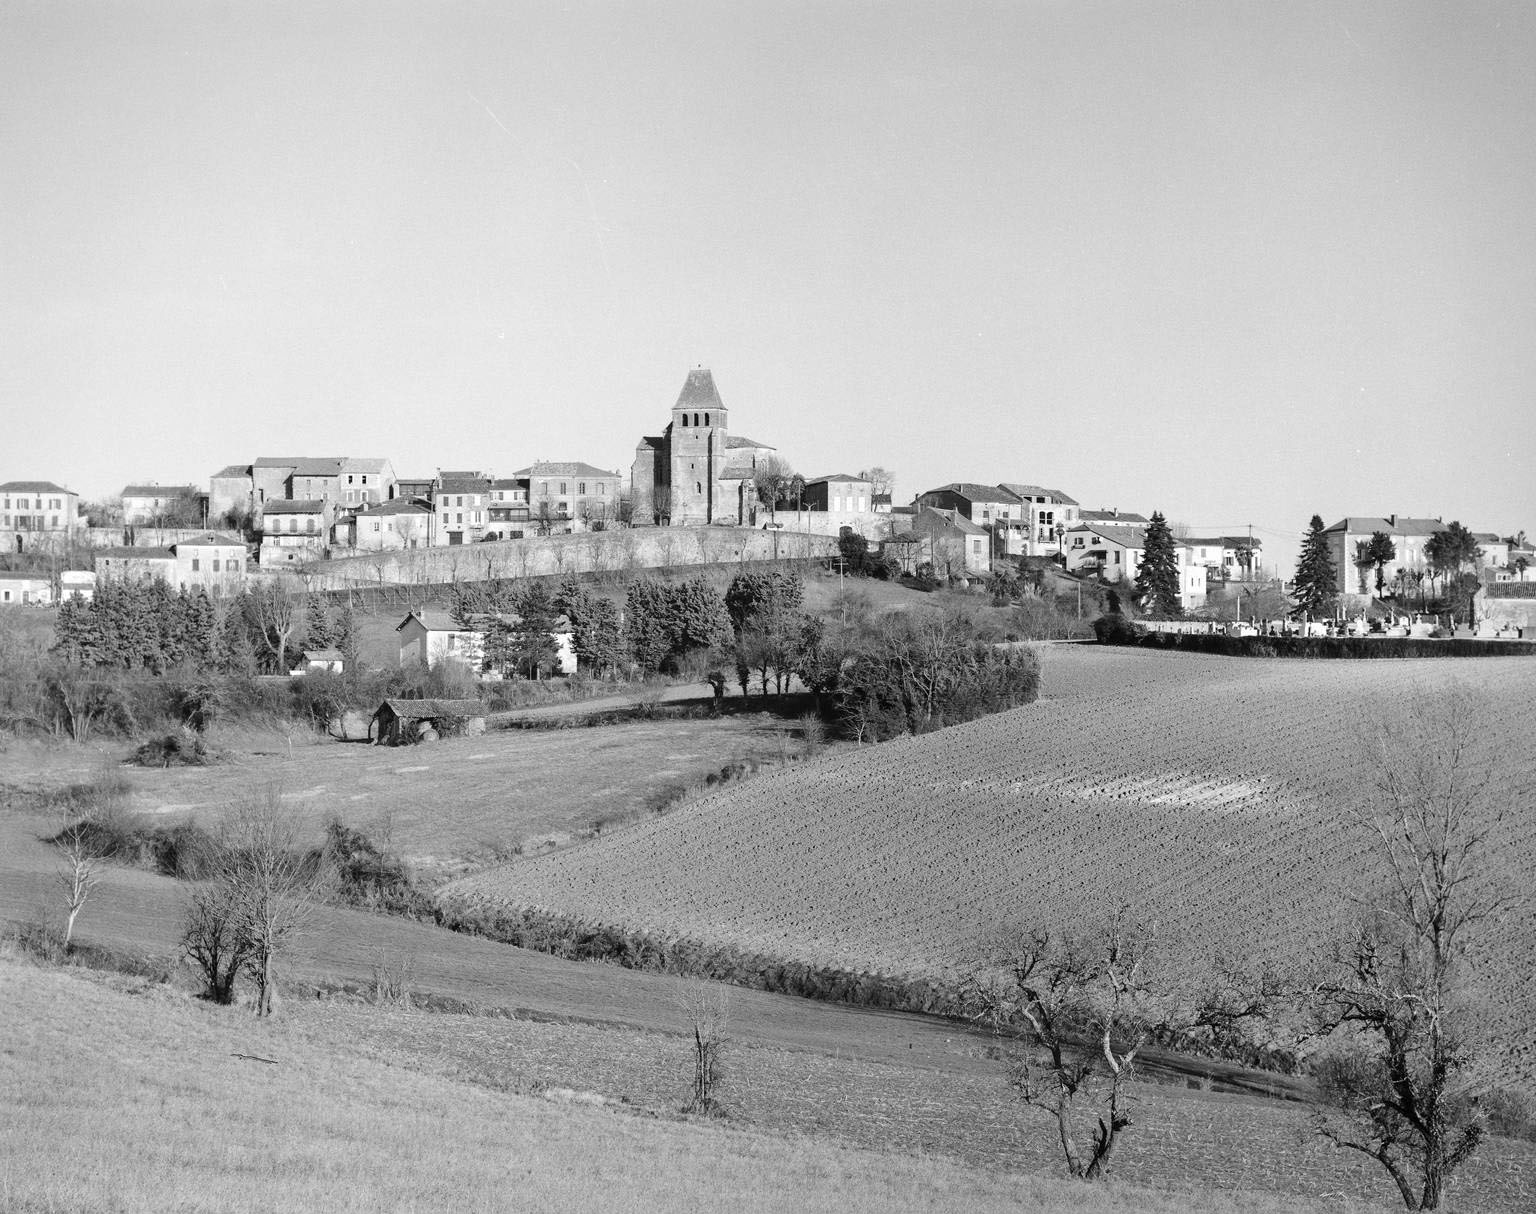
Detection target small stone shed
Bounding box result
[370,698,488,745]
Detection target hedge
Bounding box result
[1092,618,1536,659]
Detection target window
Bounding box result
[695,482,702,494]
[541,481,549,495]
[577,481,585,495]
[306,518,316,534]
[191,558,201,571]
[372,522,381,532]
[598,483,607,496]
[560,482,568,495]
[348,475,354,484]
[704,412,710,426]
[212,559,220,572]
[287,517,297,533]
[455,512,463,524]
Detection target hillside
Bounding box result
[440,648,1536,1074]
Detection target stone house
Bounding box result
[396,609,486,669]
[1062,524,1207,609]
[915,484,1026,557]
[908,507,991,578]
[345,498,433,551]
[121,484,202,526]
[998,484,1081,556]
[259,499,331,564]
[487,477,532,537]
[1322,516,1445,595]
[432,474,492,546]
[796,473,878,536]
[515,462,623,532]
[93,533,246,596]
[631,367,776,526]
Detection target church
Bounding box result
[630,368,777,526]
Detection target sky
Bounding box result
[4,1,1534,574]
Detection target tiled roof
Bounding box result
[437,478,490,495]
[999,483,1079,505]
[341,457,391,474]
[1079,509,1150,527]
[171,532,244,547]
[806,473,868,484]
[917,506,987,536]
[123,484,198,498]
[0,481,71,493]
[512,462,616,479]
[1069,524,1147,549]
[719,463,758,480]
[437,470,485,480]
[675,367,725,410]
[637,435,666,452]
[488,477,529,490]
[922,483,1023,504]
[211,465,251,479]
[303,647,344,661]
[356,499,431,517]
[1324,516,1444,537]
[724,434,773,450]
[95,547,175,560]
[0,570,52,581]
[396,609,472,633]
[255,457,346,475]
[261,499,326,514]
[378,698,487,719]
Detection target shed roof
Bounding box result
[356,499,431,517]
[805,473,868,485]
[999,483,1079,505]
[212,464,252,479]
[1079,509,1150,527]
[378,698,487,720]
[95,547,175,560]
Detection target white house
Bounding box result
[1063,523,1206,609]
[999,484,1081,556]
[0,571,54,606]
[395,608,577,675]
[345,498,433,551]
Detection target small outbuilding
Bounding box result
[370,698,487,745]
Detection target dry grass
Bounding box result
[0,954,1380,1214]
[0,710,810,883]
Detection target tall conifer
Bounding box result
[1291,515,1338,618]
[1134,511,1183,617]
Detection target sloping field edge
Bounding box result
[433,894,1301,1077]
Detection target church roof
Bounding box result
[675,368,725,410]
[724,434,774,451]
[719,463,758,480]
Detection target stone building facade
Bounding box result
[631,368,775,526]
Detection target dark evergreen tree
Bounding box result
[336,602,361,674]
[1133,511,1182,617]
[303,590,336,651]
[625,578,673,675]
[214,594,258,677]
[1291,514,1339,618]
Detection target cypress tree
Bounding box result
[1134,511,1183,617]
[1291,515,1338,618]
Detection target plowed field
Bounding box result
[441,648,1536,1074]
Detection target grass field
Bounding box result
[14,952,1524,1214]
[0,707,819,883]
[441,647,1536,1075]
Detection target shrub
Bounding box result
[1095,629,1536,659]
[131,731,213,767]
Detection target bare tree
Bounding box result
[220,790,331,1017]
[181,880,252,1004]
[252,577,298,672]
[677,981,730,1116]
[55,820,100,950]
[1299,687,1524,1209]
[858,466,895,497]
[752,455,796,522]
[967,915,1272,1181]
